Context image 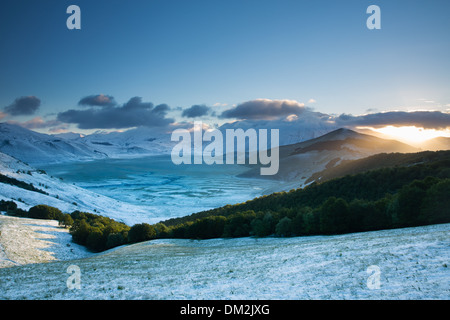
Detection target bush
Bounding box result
[106,232,127,249]
[28,205,63,220]
[154,223,170,238]
[0,200,17,212]
[128,223,156,243]
[59,213,74,228]
[86,227,105,252]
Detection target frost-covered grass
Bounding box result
[0,215,93,268]
[0,223,448,300]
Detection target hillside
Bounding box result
[240,128,419,188]
[0,152,150,225]
[418,136,450,151]
[306,149,450,184]
[0,223,448,299]
[160,150,450,238]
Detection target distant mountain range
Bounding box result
[0,122,448,190]
[0,123,173,165]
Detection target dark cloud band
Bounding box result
[336,111,450,130]
[58,96,174,129]
[4,96,41,116]
[182,104,211,118]
[220,99,309,120]
[78,94,116,107]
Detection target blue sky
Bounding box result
[0,0,449,134]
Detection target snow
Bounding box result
[0,122,175,166]
[0,151,156,225]
[0,223,448,300]
[0,215,93,268]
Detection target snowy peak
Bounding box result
[0,122,107,165]
[0,122,174,166]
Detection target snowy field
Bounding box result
[0,222,448,300]
[0,215,93,268]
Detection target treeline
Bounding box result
[161,154,450,238]
[162,176,449,239]
[0,173,48,195]
[0,203,158,252]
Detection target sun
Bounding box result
[361,126,450,145]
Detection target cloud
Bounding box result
[182,104,211,118]
[220,99,308,120]
[78,94,116,107]
[4,96,41,116]
[335,111,450,130]
[307,98,317,104]
[7,117,68,132]
[213,102,228,107]
[57,96,174,129]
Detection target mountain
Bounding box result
[0,123,107,165]
[418,137,450,151]
[240,128,420,190]
[0,123,174,166]
[70,126,174,157]
[305,149,450,185]
[0,151,150,225]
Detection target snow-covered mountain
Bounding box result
[0,123,175,166]
[0,120,340,166]
[0,151,151,225]
[0,123,107,165]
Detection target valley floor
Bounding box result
[0,217,448,300]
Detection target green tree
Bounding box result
[86,227,105,252]
[28,205,63,220]
[319,197,350,234]
[222,211,255,238]
[154,223,170,238]
[396,182,427,227]
[59,213,74,228]
[106,232,127,249]
[421,179,450,224]
[250,213,274,237]
[128,223,156,243]
[70,219,90,245]
[275,216,293,237]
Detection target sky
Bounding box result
[0,0,449,140]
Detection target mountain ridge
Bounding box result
[240,128,420,190]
